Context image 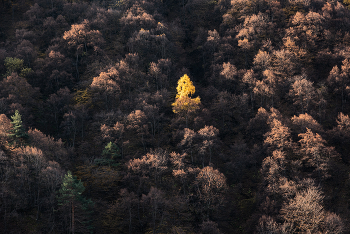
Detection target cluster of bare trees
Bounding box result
[3,0,350,232]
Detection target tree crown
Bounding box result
[8,110,28,144]
[172,74,201,114]
[175,74,196,99]
[58,170,85,205]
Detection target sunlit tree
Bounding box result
[298,128,337,181]
[289,74,316,114]
[172,74,201,127]
[280,186,325,233]
[264,118,292,151]
[8,110,28,146]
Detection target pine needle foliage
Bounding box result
[94,142,121,166]
[7,110,28,145]
[57,171,94,234]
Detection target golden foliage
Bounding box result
[172,74,201,114]
[74,88,92,105]
[175,74,195,98]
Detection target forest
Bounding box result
[1,0,350,233]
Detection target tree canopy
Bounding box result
[2,0,350,232]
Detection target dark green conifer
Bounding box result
[102,141,121,159]
[8,110,28,145]
[3,57,32,77]
[57,171,94,234]
[94,142,121,166]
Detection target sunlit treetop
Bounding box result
[176,74,196,99]
[172,74,201,114]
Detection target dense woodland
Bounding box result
[2,0,350,233]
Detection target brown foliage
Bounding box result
[28,128,69,167]
[264,118,292,151]
[127,149,168,186]
[291,113,323,134]
[327,59,350,111]
[253,50,272,71]
[271,49,299,81]
[63,19,104,54]
[280,186,325,233]
[261,150,295,199]
[297,128,338,180]
[91,67,120,110]
[247,107,270,142]
[126,109,149,150]
[236,13,274,51]
[200,220,222,234]
[322,212,344,234]
[196,166,227,218]
[104,188,138,233]
[256,215,279,234]
[120,4,156,35]
[141,187,169,233]
[179,126,220,166]
[0,113,11,141]
[46,87,72,132]
[289,74,316,114]
[220,62,237,80]
[0,73,40,107]
[286,11,326,51]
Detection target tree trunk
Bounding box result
[36,186,40,220]
[342,85,344,112]
[141,133,146,153]
[271,94,274,108]
[10,0,14,21]
[72,201,75,234]
[209,147,212,165]
[76,54,79,79]
[72,126,76,148]
[129,206,132,234]
[250,90,254,111]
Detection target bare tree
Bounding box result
[195,166,227,219]
[280,186,325,233]
[264,118,292,152]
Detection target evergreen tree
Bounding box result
[7,110,28,145]
[57,171,94,234]
[102,141,121,159]
[4,57,32,77]
[4,57,23,77]
[94,141,121,166]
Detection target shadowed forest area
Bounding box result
[1,0,350,233]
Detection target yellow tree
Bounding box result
[172,74,201,127]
